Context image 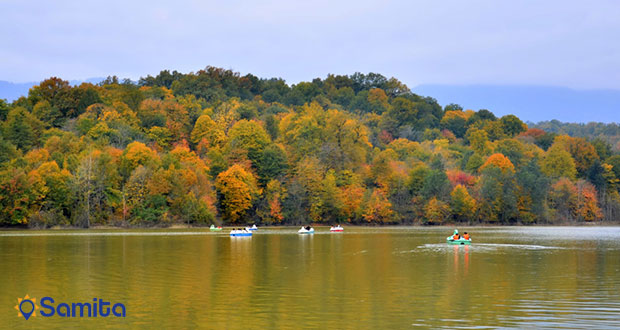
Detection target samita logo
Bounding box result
[15,294,40,320]
[15,294,126,320]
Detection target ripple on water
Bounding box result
[403,243,563,254]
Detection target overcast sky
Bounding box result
[1,0,619,90]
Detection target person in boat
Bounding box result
[463,232,470,240]
[452,229,460,240]
[306,226,311,231]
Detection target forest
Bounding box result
[1,67,619,227]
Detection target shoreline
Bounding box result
[1,221,619,231]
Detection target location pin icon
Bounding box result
[19,299,34,320]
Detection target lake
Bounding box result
[2,226,620,329]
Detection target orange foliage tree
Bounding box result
[361,188,394,223]
[215,164,260,223]
[479,153,515,174]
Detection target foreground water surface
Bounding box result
[2,226,620,329]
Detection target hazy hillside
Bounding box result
[0,78,104,102]
[0,81,35,102]
[412,84,620,123]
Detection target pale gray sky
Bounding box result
[1,0,619,89]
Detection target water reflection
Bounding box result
[1,227,619,329]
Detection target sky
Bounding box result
[1,1,620,92]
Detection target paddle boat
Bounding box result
[298,226,315,234]
[230,228,252,237]
[447,237,471,245]
[330,225,344,232]
[247,224,258,231]
[210,224,223,232]
[446,229,471,245]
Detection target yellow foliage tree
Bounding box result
[120,141,159,177]
[467,128,490,155]
[541,144,577,180]
[190,114,226,148]
[424,197,450,224]
[450,184,476,222]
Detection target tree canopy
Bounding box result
[0,68,618,227]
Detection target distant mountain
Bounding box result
[0,81,35,102]
[0,78,104,102]
[412,84,620,124]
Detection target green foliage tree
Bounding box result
[3,107,44,151]
[0,99,10,121]
[500,114,527,137]
[541,144,577,180]
[256,144,288,185]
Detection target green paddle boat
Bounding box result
[446,237,471,245]
[446,229,471,245]
[210,225,223,232]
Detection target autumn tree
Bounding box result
[256,144,288,185]
[440,110,468,138]
[3,107,44,151]
[479,153,515,174]
[119,141,159,178]
[361,188,394,223]
[0,168,42,225]
[32,100,63,128]
[548,178,579,221]
[36,161,73,221]
[321,109,371,170]
[516,158,550,223]
[553,136,599,177]
[424,197,450,224]
[478,166,519,223]
[215,164,260,223]
[450,185,477,222]
[466,128,490,155]
[541,144,577,180]
[575,180,602,221]
[190,113,226,149]
[226,119,271,165]
[546,178,603,222]
[500,114,527,137]
[258,179,286,224]
[0,99,9,121]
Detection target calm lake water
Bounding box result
[2,226,620,329]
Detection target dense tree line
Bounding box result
[529,120,620,154]
[1,67,619,227]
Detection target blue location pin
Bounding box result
[19,299,35,320]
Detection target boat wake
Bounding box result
[475,243,562,250]
[401,243,563,254]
